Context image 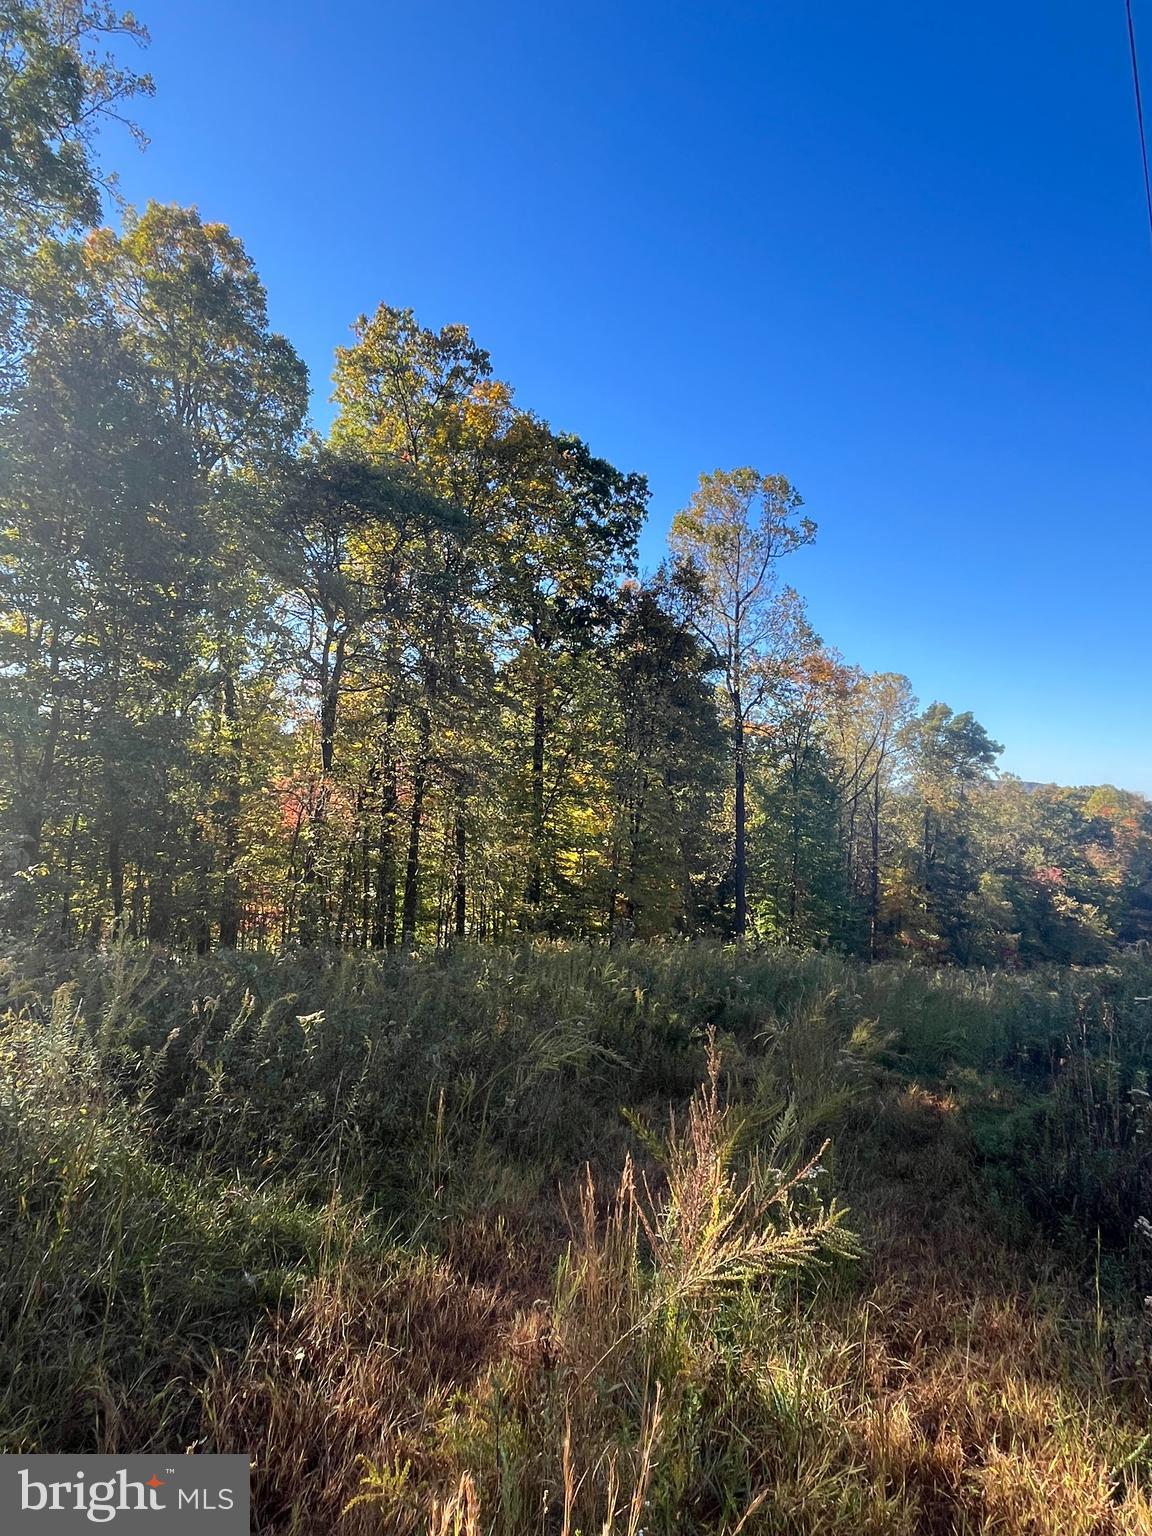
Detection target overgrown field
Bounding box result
[2,942,1152,1534]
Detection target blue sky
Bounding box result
[108,1,1151,790]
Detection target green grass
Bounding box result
[1,940,1151,1532]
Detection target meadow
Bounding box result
[2,941,1151,1534]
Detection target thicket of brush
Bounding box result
[2,941,1152,1534]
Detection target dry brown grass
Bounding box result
[203,1254,515,1532]
[199,1072,1152,1535]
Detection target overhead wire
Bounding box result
[1125,0,1152,243]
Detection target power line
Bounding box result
[1126,0,1152,244]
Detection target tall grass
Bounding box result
[1,941,1151,1530]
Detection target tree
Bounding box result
[73,203,308,944]
[604,578,725,938]
[669,468,815,936]
[3,9,1148,963]
[893,703,1001,960]
[490,424,646,924]
[333,304,646,943]
[827,670,915,957]
[750,644,855,947]
[332,304,500,946]
[0,0,151,360]
[0,299,205,938]
[268,441,461,944]
[82,202,307,473]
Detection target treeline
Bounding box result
[1,1,1149,964]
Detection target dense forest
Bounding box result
[3,2,1150,968]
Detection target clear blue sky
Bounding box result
[107,1,1151,791]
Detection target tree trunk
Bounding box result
[734,707,747,936]
[525,686,547,912]
[359,809,374,946]
[453,782,467,939]
[297,788,327,947]
[334,829,357,945]
[320,631,346,776]
[147,858,173,944]
[401,705,431,949]
[12,639,63,931]
[788,748,803,941]
[869,769,881,960]
[373,708,399,949]
[624,782,645,938]
[109,833,124,934]
[218,669,242,948]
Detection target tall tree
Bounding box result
[750,644,855,946]
[333,305,645,943]
[332,305,499,946]
[0,299,204,938]
[268,442,460,943]
[0,0,151,362]
[827,670,915,957]
[77,203,307,943]
[606,579,725,938]
[893,703,1001,960]
[490,424,646,925]
[669,468,814,935]
[83,202,307,473]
